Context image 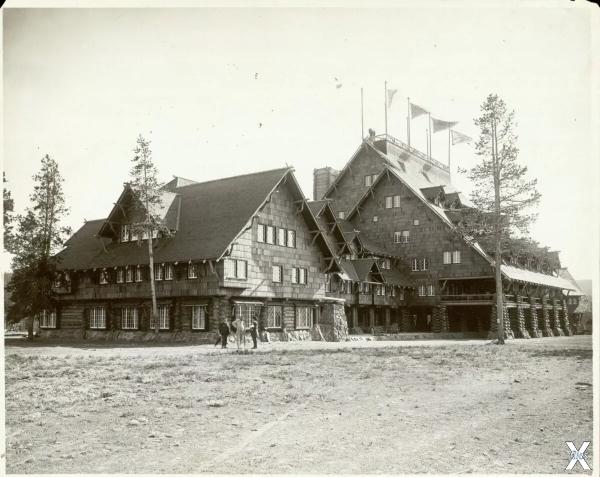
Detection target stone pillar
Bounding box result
[368,308,375,330]
[540,298,554,337]
[352,306,359,329]
[319,302,348,342]
[488,302,514,340]
[551,299,565,336]
[514,296,530,339]
[561,299,573,336]
[529,297,542,338]
[431,306,448,333]
[439,306,448,333]
[400,308,411,332]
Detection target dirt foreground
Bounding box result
[4,336,593,474]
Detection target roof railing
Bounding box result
[372,134,450,172]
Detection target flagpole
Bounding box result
[384,81,388,138]
[448,129,452,180]
[361,87,364,140]
[426,128,429,158]
[428,112,432,159]
[407,97,411,146]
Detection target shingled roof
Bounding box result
[57,168,299,269]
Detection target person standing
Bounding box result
[250,318,259,349]
[215,318,230,348]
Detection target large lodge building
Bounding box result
[47,133,580,342]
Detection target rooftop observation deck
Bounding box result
[372,134,450,173]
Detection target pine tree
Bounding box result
[3,172,15,253]
[458,94,541,344]
[6,155,71,339]
[128,135,169,334]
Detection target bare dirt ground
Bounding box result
[4,335,593,474]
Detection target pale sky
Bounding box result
[2,4,598,279]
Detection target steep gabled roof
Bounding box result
[57,168,324,269]
[351,258,384,283]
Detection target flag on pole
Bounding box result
[410,102,428,119]
[387,88,398,107]
[432,117,458,133]
[450,129,472,145]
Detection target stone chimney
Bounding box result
[313,167,340,201]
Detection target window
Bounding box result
[225,259,248,279]
[121,307,138,330]
[116,268,124,283]
[266,226,275,244]
[364,174,377,187]
[191,305,207,330]
[40,310,57,328]
[399,288,405,300]
[427,284,435,296]
[452,251,461,264]
[389,285,396,297]
[188,262,197,279]
[325,274,331,292]
[361,282,371,294]
[420,258,429,271]
[393,195,401,208]
[394,231,409,244]
[412,258,419,271]
[277,228,286,246]
[413,219,420,226]
[154,263,164,281]
[287,230,296,248]
[257,224,265,243]
[272,265,283,283]
[164,263,174,280]
[296,307,314,329]
[443,251,452,264]
[373,215,378,223]
[341,280,352,294]
[385,196,393,209]
[99,269,109,285]
[125,266,134,283]
[381,258,391,269]
[418,284,426,297]
[376,284,385,296]
[292,267,308,285]
[120,224,130,242]
[151,229,158,240]
[135,266,143,282]
[142,229,149,240]
[235,303,262,328]
[267,305,283,328]
[150,305,170,330]
[89,307,106,329]
[338,211,345,220]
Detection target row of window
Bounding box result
[234,303,314,329]
[120,224,159,243]
[87,305,207,330]
[418,284,436,297]
[100,262,200,285]
[411,251,462,271]
[257,224,297,248]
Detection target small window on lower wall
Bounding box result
[267,305,283,329]
[40,310,57,328]
[150,305,170,330]
[296,307,314,329]
[122,307,139,330]
[89,307,106,329]
[191,305,207,330]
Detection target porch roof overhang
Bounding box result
[501,265,578,291]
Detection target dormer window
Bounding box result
[120,224,130,242]
[364,174,377,187]
[125,266,134,283]
[188,262,197,279]
[99,269,109,285]
[135,265,143,282]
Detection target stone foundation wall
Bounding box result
[551,299,565,336]
[317,302,348,342]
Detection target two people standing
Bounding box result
[215,317,259,350]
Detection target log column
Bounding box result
[551,298,565,336]
[561,299,573,336]
[400,309,411,332]
[514,296,530,339]
[529,297,542,338]
[488,301,514,340]
[540,298,553,337]
[385,308,391,331]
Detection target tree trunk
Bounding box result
[492,115,505,344]
[147,230,159,334]
[27,317,34,340]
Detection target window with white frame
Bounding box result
[142,228,149,240]
[292,267,308,285]
[151,229,158,239]
[235,303,262,328]
[135,266,143,282]
[341,280,352,294]
[373,215,378,222]
[120,224,130,242]
[443,251,452,264]
[125,266,134,283]
[89,307,106,329]
[401,230,410,243]
[267,305,283,328]
[412,258,419,271]
[187,262,197,279]
[452,251,461,264]
[385,196,393,209]
[99,269,109,284]
[364,174,377,187]
[40,310,57,328]
[394,230,410,243]
[266,226,275,244]
[191,305,207,330]
[393,195,401,208]
[121,307,138,330]
[164,263,174,280]
[296,307,314,329]
[272,265,283,283]
[150,305,170,330]
[389,285,396,297]
[420,258,429,271]
[277,228,286,246]
[257,224,265,243]
[376,284,385,296]
[361,282,371,294]
[381,258,391,269]
[225,259,248,279]
[116,268,124,283]
[413,219,420,226]
[418,284,427,297]
[287,229,296,248]
[338,211,345,220]
[427,284,435,296]
[154,263,164,281]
